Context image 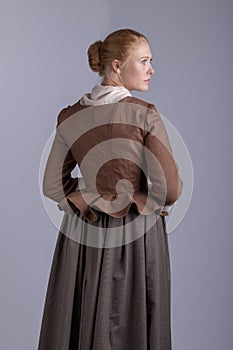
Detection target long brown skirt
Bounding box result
[38,209,172,350]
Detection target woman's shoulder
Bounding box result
[119,96,158,112]
[57,100,88,125]
[56,95,158,126]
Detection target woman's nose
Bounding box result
[149,63,155,74]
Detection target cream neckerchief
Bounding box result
[80,85,132,106]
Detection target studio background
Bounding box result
[1,0,232,349]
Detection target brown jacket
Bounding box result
[43,96,183,222]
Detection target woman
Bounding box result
[38,29,183,350]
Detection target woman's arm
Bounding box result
[43,113,79,213]
[144,109,183,207]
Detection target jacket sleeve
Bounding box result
[144,109,183,207]
[42,111,80,213]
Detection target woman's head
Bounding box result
[87,29,154,91]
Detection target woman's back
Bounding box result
[43,95,182,222]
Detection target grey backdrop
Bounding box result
[1,0,232,349]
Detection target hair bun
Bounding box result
[87,40,103,73]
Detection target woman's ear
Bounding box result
[112,59,121,74]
